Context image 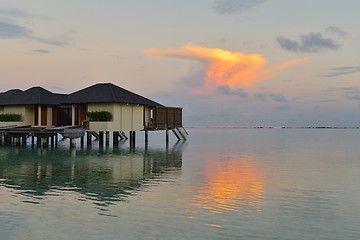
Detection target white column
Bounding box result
[71,104,75,126]
[38,105,42,126]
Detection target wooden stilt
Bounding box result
[145,129,149,144]
[31,136,35,148]
[166,129,169,144]
[50,136,54,148]
[22,136,27,146]
[5,136,11,146]
[129,131,136,147]
[42,138,49,148]
[105,131,109,146]
[87,131,92,146]
[99,131,104,147]
[113,132,119,145]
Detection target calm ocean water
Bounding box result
[1,128,360,240]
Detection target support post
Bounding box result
[42,138,49,148]
[31,136,35,148]
[50,136,54,148]
[70,138,76,148]
[105,131,109,147]
[80,136,84,148]
[55,134,58,148]
[15,137,20,146]
[145,129,149,144]
[166,129,169,144]
[99,131,104,147]
[22,136,27,146]
[37,137,41,147]
[87,131,92,146]
[129,131,136,147]
[4,136,11,146]
[113,132,119,145]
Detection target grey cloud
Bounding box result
[277,32,340,53]
[326,26,347,38]
[213,0,267,15]
[0,21,29,38]
[0,20,68,46]
[31,36,68,47]
[34,49,50,53]
[0,8,31,18]
[276,104,289,111]
[343,87,360,101]
[255,92,288,102]
[217,85,288,103]
[322,66,360,78]
[269,93,288,102]
[217,85,248,97]
[254,93,267,101]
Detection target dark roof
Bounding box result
[65,83,163,107]
[0,87,66,106]
[0,89,23,106]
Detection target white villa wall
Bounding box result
[0,106,34,126]
[25,106,34,126]
[88,103,144,131]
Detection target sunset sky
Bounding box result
[1,0,360,126]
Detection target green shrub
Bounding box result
[86,111,112,121]
[0,113,22,122]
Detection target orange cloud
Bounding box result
[144,44,307,93]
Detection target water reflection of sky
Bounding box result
[0,144,183,213]
[191,152,265,214]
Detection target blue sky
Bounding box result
[1,0,360,126]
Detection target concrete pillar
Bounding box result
[70,138,76,148]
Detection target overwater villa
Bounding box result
[0,83,187,147]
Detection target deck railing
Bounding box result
[153,106,182,130]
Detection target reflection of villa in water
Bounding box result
[0,144,183,206]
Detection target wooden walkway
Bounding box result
[0,125,188,148]
[0,125,86,147]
